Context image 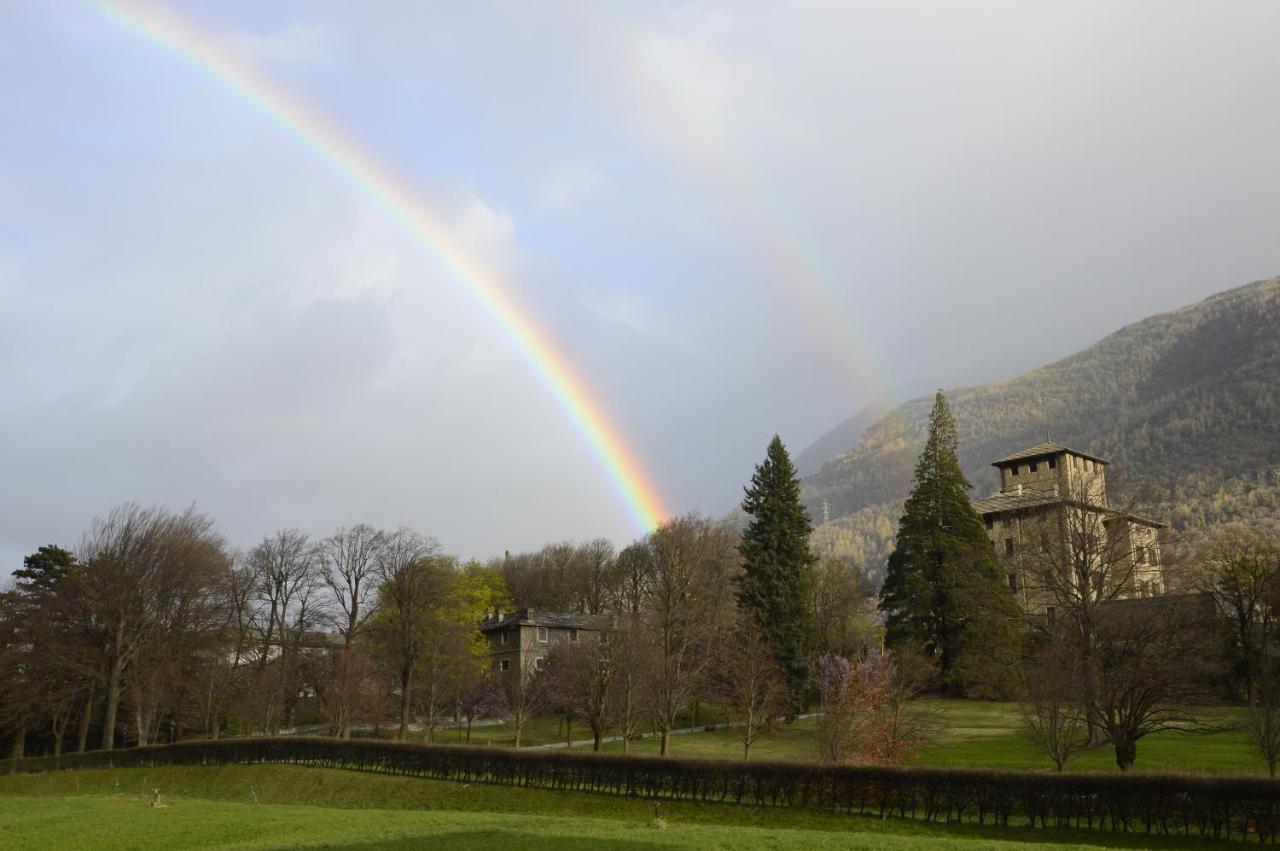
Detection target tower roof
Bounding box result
[991,442,1109,467]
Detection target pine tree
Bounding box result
[879,391,1020,695]
[738,435,816,713]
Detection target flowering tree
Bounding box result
[816,648,927,764]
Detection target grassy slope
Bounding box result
[0,765,1227,850]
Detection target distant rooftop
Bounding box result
[479,608,614,632]
[991,442,1109,467]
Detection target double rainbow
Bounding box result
[81,0,667,533]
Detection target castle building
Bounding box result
[973,442,1165,614]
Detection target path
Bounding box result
[529,713,822,750]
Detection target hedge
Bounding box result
[5,737,1280,843]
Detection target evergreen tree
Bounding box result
[738,435,816,713]
[15,545,77,598]
[879,391,1020,695]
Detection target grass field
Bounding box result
[576,701,1260,774]
[1,701,1261,848]
[0,764,1239,849]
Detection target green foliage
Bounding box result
[737,436,816,713]
[879,393,1021,695]
[13,545,77,598]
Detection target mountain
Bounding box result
[794,401,893,477]
[806,275,1280,582]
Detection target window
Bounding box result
[1046,606,1057,623]
[1005,538,1015,557]
[535,657,547,671]
[536,626,548,643]
[1007,573,1019,592]
[500,659,510,672]
[1136,546,1147,565]
[1048,457,1057,470]
[1010,465,1019,477]
[1030,462,1038,473]
[984,516,994,530]
[570,628,579,642]
[500,631,509,646]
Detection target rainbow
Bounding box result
[79,0,667,533]
[710,154,893,408]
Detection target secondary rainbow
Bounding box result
[81,0,667,533]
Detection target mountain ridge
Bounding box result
[803,275,1280,580]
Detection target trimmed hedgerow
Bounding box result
[5,738,1279,843]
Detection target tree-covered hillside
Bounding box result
[805,276,1280,582]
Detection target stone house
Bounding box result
[478,608,614,681]
[973,442,1165,615]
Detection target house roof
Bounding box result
[972,491,1064,515]
[991,442,1110,467]
[478,609,614,633]
[971,492,1165,528]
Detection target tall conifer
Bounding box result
[738,435,815,712]
[879,391,1020,694]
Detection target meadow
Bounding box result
[1,701,1265,849]
[0,763,1242,850]
[438,701,1261,776]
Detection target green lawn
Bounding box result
[0,764,1233,849]
[3,700,1259,848]
[423,703,731,748]
[585,701,1261,774]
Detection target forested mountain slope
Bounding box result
[805,276,1280,582]
[794,401,891,477]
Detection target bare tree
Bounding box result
[456,668,499,744]
[73,504,229,750]
[708,617,787,759]
[368,529,440,739]
[642,514,739,755]
[611,542,654,616]
[809,556,880,658]
[544,632,618,751]
[203,560,256,739]
[1249,651,1280,776]
[1193,525,1280,704]
[608,613,653,753]
[579,538,617,615]
[318,524,386,738]
[1092,595,1221,771]
[496,664,547,748]
[244,529,320,734]
[1022,633,1093,771]
[1014,469,1169,744]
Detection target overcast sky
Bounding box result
[3,1,1279,570]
